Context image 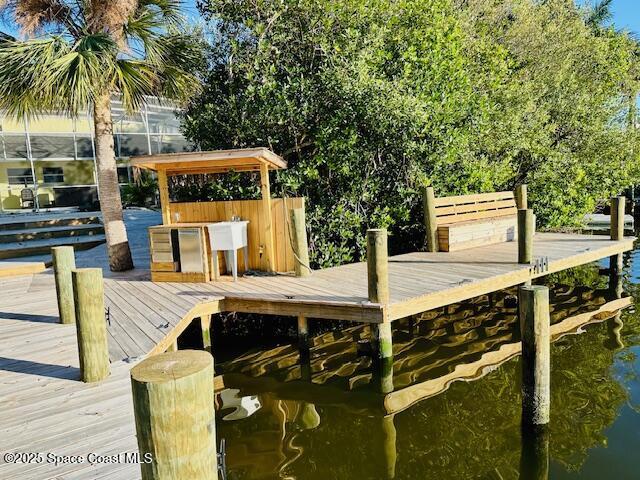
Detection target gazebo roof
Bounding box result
[130,147,286,175]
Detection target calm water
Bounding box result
[210,239,640,479]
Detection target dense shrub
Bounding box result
[183,0,640,267]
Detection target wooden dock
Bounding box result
[0,274,140,480]
[0,229,634,478]
[219,283,631,415]
[97,232,633,357]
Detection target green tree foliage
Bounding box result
[184,0,640,268]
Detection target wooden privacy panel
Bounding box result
[169,197,305,273]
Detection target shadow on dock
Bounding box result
[0,356,80,380]
[0,311,59,323]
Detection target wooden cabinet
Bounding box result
[148,224,211,283]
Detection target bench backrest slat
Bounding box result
[434,191,516,226]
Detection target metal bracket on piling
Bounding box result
[530,257,549,275]
[217,438,228,480]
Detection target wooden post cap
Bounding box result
[130,349,212,383]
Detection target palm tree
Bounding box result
[0,1,201,271]
[585,0,614,31]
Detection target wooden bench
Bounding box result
[426,190,520,252]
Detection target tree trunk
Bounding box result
[93,92,134,272]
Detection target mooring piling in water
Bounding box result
[519,285,550,427]
[518,209,534,264]
[71,268,110,383]
[297,314,310,361]
[367,228,389,304]
[52,246,76,325]
[610,196,625,275]
[374,354,394,394]
[520,424,550,480]
[201,314,212,354]
[130,350,217,480]
[367,228,394,365]
[297,314,312,384]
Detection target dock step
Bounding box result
[0,224,105,243]
[0,213,101,232]
[0,235,106,260]
[0,260,48,278]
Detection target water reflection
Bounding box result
[215,262,640,479]
[520,425,549,480]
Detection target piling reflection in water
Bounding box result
[214,263,640,479]
[519,425,549,480]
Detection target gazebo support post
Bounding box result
[157,169,171,225]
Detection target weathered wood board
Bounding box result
[169,197,304,273]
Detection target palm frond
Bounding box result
[0,36,70,117]
[0,0,202,117]
[157,63,201,105]
[113,58,158,111]
[0,33,118,118]
[586,0,614,30]
[139,0,184,25]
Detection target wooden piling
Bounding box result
[297,315,310,359]
[130,350,217,480]
[422,186,438,252]
[367,228,393,362]
[518,209,534,264]
[52,246,76,325]
[374,352,394,393]
[367,229,389,304]
[200,315,212,353]
[515,184,528,210]
[72,268,109,383]
[372,323,394,361]
[610,195,625,241]
[518,285,550,427]
[610,253,623,275]
[520,425,549,480]
[610,196,625,275]
[290,207,311,277]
